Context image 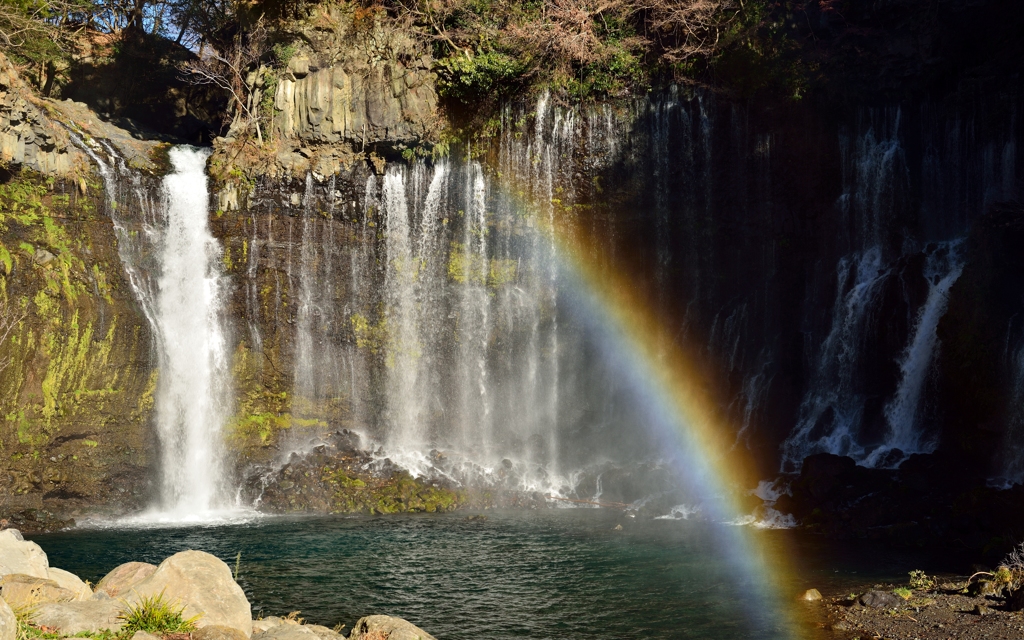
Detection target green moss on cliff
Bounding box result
[322,468,463,515]
[0,168,153,516]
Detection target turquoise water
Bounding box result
[26,511,946,639]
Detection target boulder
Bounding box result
[33,597,123,633]
[858,590,902,609]
[94,562,156,597]
[0,597,15,640]
[0,574,76,609]
[0,530,49,579]
[252,617,283,634]
[46,568,91,600]
[252,624,319,640]
[124,551,251,637]
[348,615,437,640]
[130,632,161,640]
[968,579,1001,597]
[194,624,250,640]
[305,624,343,640]
[1006,587,1024,612]
[800,588,822,601]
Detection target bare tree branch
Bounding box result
[178,16,269,144]
[0,299,25,375]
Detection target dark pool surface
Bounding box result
[26,511,973,639]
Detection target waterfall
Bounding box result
[70,135,238,520]
[780,248,890,467]
[153,147,232,516]
[781,112,968,471]
[868,242,965,465]
[383,166,424,446]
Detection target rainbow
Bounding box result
[507,192,809,638]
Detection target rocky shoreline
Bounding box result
[808,570,1024,640]
[0,529,437,640]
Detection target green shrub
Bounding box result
[115,592,199,639]
[436,50,527,100]
[908,570,934,590]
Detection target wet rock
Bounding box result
[94,561,156,597]
[194,625,250,640]
[327,429,361,453]
[0,597,15,640]
[0,574,76,609]
[0,529,49,578]
[347,615,437,640]
[125,551,252,637]
[46,568,91,600]
[33,597,123,633]
[218,184,240,212]
[974,603,991,616]
[800,588,822,601]
[858,590,902,608]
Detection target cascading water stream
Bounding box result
[867,242,965,465]
[68,136,241,522]
[780,248,890,467]
[151,147,232,518]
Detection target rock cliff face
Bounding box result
[270,6,437,149]
[274,56,436,146]
[214,6,439,185]
[0,55,158,528]
[0,56,81,175]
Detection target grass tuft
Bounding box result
[116,591,199,639]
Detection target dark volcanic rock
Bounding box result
[858,590,902,609]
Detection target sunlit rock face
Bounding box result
[273,59,437,146]
[0,54,81,174]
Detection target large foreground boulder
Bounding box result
[0,574,76,609]
[0,597,15,640]
[94,562,156,597]
[348,616,436,640]
[33,597,123,634]
[45,568,91,600]
[0,530,48,578]
[124,551,251,637]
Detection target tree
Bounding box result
[0,0,89,58]
[178,16,269,145]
